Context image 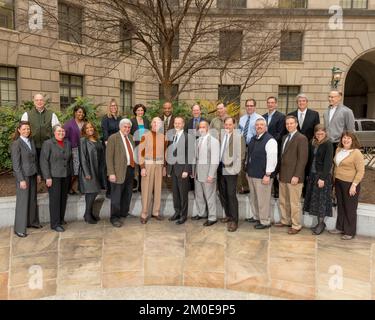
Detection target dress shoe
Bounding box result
[341,234,353,240]
[84,215,98,224]
[169,213,180,221]
[288,228,301,235]
[151,215,163,221]
[27,224,43,229]
[111,220,123,228]
[140,217,148,224]
[245,217,260,224]
[227,222,238,232]
[254,224,271,230]
[191,215,204,220]
[14,231,27,238]
[203,220,217,227]
[61,220,67,225]
[176,217,187,225]
[92,215,100,222]
[52,226,65,232]
[220,217,231,223]
[120,213,129,218]
[274,222,291,227]
[328,229,343,234]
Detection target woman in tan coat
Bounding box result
[330,132,365,240]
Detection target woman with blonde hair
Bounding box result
[303,124,333,235]
[101,98,122,197]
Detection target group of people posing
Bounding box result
[11,90,364,241]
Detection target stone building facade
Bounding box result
[0,0,375,118]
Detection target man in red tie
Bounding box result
[106,118,136,227]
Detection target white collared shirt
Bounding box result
[220,132,232,160]
[297,109,307,127]
[282,130,298,152]
[329,106,337,123]
[173,129,184,145]
[255,133,278,174]
[20,136,32,150]
[120,133,134,165]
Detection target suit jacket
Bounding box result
[288,108,320,141]
[221,130,246,176]
[161,115,175,134]
[262,110,286,144]
[279,131,308,183]
[106,131,135,184]
[306,140,333,180]
[79,137,106,193]
[194,134,220,182]
[185,117,208,132]
[323,104,355,143]
[166,131,192,177]
[11,138,39,182]
[40,138,72,179]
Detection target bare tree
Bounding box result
[22,0,301,102]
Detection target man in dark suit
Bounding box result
[185,103,208,135]
[288,93,320,142]
[288,93,320,197]
[106,118,136,228]
[263,96,286,198]
[161,101,175,135]
[275,115,308,235]
[167,117,192,224]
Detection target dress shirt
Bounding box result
[267,110,276,125]
[282,130,298,153]
[255,133,278,174]
[120,134,134,165]
[20,136,32,150]
[329,106,337,123]
[239,112,263,144]
[297,109,307,128]
[220,132,232,160]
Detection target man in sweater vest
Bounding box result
[246,118,278,229]
[21,93,60,160]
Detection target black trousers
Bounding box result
[172,168,190,219]
[110,166,135,222]
[335,178,360,236]
[48,176,70,229]
[84,193,98,218]
[217,167,239,223]
[15,175,39,234]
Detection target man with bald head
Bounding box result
[185,103,208,136]
[21,93,60,162]
[323,90,355,152]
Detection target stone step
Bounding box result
[1,191,374,237]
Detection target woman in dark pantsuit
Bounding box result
[303,125,333,235]
[79,122,106,224]
[329,132,365,240]
[40,124,72,232]
[11,121,42,237]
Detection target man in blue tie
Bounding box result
[185,104,208,137]
[238,99,263,196]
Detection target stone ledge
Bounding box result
[1,192,374,237]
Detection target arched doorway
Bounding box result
[344,50,375,119]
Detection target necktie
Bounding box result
[243,115,251,143]
[193,118,197,130]
[173,134,178,150]
[124,135,135,167]
[164,117,169,133]
[282,134,291,154]
[221,134,228,161]
[299,113,304,128]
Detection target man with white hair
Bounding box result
[21,93,60,160]
[106,118,136,228]
[246,118,278,229]
[288,93,320,142]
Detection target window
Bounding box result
[159,84,179,101]
[0,66,17,105]
[218,85,241,106]
[0,0,15,29]
[160,29,179,60]
[58,2,83,44]
[280,31,303,61]
[59,73,83,109]
[219,30,242,60]
[340,0,368,9]
[278,86,300,114]
[120,81,133,115]
[120,22,132,54]
[217,0,247,8]
[279,0,307,8]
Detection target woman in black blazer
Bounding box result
[303,124,333,235]
[11,121,42,237]
[130,104,150,192]
[79,122,106,224]
[40,124,72,232]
